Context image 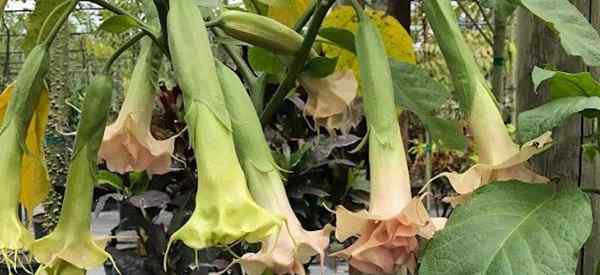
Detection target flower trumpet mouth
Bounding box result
[299,70,362,134]
[333,198,446,274]
[32,232,111,270]
[240,222,334,275]
[425,131,553,206]
[100,111,175,175]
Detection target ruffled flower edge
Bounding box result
[425,132,553,206]
[332,197,446,274]
[240,225,334,275]
[100,113,175,175]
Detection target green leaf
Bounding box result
[517,0,600,66]
[421,181,592,275]
[303,56,338,78]
[390,61,466,150]
[96,170,124,191]
[319,27,356,53]
[22,0,70,53]
[518,96,600,141]
[98,15,139,34]
[532,66,600,99]
[248,47,284,76]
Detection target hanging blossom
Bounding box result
[217,62,332,274]
[99,38,175,176]
[331,4,444,273]
[423,0,552,206]
[299,70,362,134]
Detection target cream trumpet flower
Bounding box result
[165,0,282,259]
[31,75,117,271]
[218,62,332,275]
[0,44,49,265]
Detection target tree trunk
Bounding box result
[491,10,507,100]
[515,1,599,274]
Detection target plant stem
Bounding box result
[103,32,146,74]
[44,0,78,46]
[260,0,335,124]
[491,10,508,99]
[293,0,318,33]
[83,0,163,50]
[455,0,492,46]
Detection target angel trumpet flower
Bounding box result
[331,3,442,274]
[423,0,552,205]
[299,70,361,134]
[32,75,116,270]
[165,0,281,255]
[0,44,49,262]
[99,37,174,175]
[217,62,332,275]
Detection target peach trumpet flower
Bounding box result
[331,4,443,274]
[99,37,174,175]
[423,0,552,206]
[218,62,332,275]
[299,70,362,134]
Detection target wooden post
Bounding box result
[515,1,599,274]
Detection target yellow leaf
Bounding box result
[322,5,416,88]
[267,0,311,27]
[0,83,50,217]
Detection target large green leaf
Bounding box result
[518,96,600,141]
[391,61,466,150]
[420,181,592,275]
[532,67,600,99]
[517,0,600,66]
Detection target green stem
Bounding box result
[44,0,78,46]
[103,32,146,74]
[214,28,256,82]
[83,0,163,49]
[293,0,317,33]
[260,0,335,124]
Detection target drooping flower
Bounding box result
[217,62,332,275]
[0,82,50,218]
[331,3,442,273]
[0,44,49,261]
[165,0,282,257]
[99,37,174,175]
[299,70,362,134]
[32,75,116,270]
[423,0,552,205]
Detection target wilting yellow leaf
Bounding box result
[267,0,311,27]
[0,83,50,217]
[322,5,416,88]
